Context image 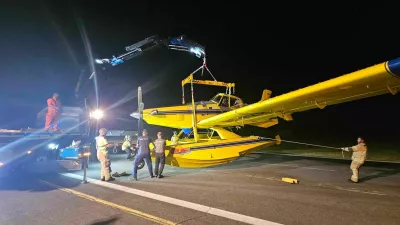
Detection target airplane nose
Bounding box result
[130,112,139,119]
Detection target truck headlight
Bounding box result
[90,109,104,120]
[48,143,59,150]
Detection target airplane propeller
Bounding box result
[137,86,144,137]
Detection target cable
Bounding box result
[259,137,346,158]
[260,137,341,150]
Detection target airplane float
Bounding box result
[97,35,400,168]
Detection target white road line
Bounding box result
[61,173,284,225]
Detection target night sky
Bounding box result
[1,1,399,144]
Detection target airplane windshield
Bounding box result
[210,95,222,103]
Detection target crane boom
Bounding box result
[95,35,206,66]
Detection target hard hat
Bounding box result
[124,135,132,141]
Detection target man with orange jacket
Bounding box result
[45,93,61,132]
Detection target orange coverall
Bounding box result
[45,97,61,131]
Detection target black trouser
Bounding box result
[124,149,132,159]
[154,153,165,176]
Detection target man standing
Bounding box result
[154,132,166,178]
[45,93,61,132]
[342,137,368,183]
[130,129,155,181]
[95,128,116,182]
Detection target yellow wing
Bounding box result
[197,58,400,128]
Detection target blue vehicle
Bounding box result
[0,128,82,176]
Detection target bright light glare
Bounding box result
[48,143,59,150]
[90,109,104,120]
[189,47,204,58]
[95,59,104,64]
[0,162,4,167]
[27,150,32,154]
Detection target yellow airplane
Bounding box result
[131,58,400,168]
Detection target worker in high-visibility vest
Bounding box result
[95,128,116,181]
[45,93,61,132]
[342,137,367,183]
[171,131,179,146]
[122,135,135,160]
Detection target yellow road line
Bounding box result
[39,180,177,225]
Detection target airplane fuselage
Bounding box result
[130,93,244,129]
[132,101,226,129]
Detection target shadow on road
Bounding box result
[359,167,400,183]
[86,216,120,225]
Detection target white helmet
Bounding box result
[124,135,132,141]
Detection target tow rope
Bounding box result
[259,137,346,158]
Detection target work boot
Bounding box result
[158,175,164,179]
[348,179,358,183]
[101,177,105,181]
[112,172,120,177]
[119,172,128,176]
[129,176,137,181]
[105,177,115,182]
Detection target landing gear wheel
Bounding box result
[137,159,145,170]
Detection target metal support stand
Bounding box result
[81,155,89,184]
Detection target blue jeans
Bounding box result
[133,154,153,178]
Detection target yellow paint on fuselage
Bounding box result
[142,93,244,129]
[149,136,277,168]
[143,104,217,129]
[147,128,280,168]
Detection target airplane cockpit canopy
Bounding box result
[210,93,244,108]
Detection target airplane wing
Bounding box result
[197,58,400,128]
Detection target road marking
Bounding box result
[61,173,284,225]
[39,180,177,225]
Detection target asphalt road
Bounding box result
[0,153,399,225]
